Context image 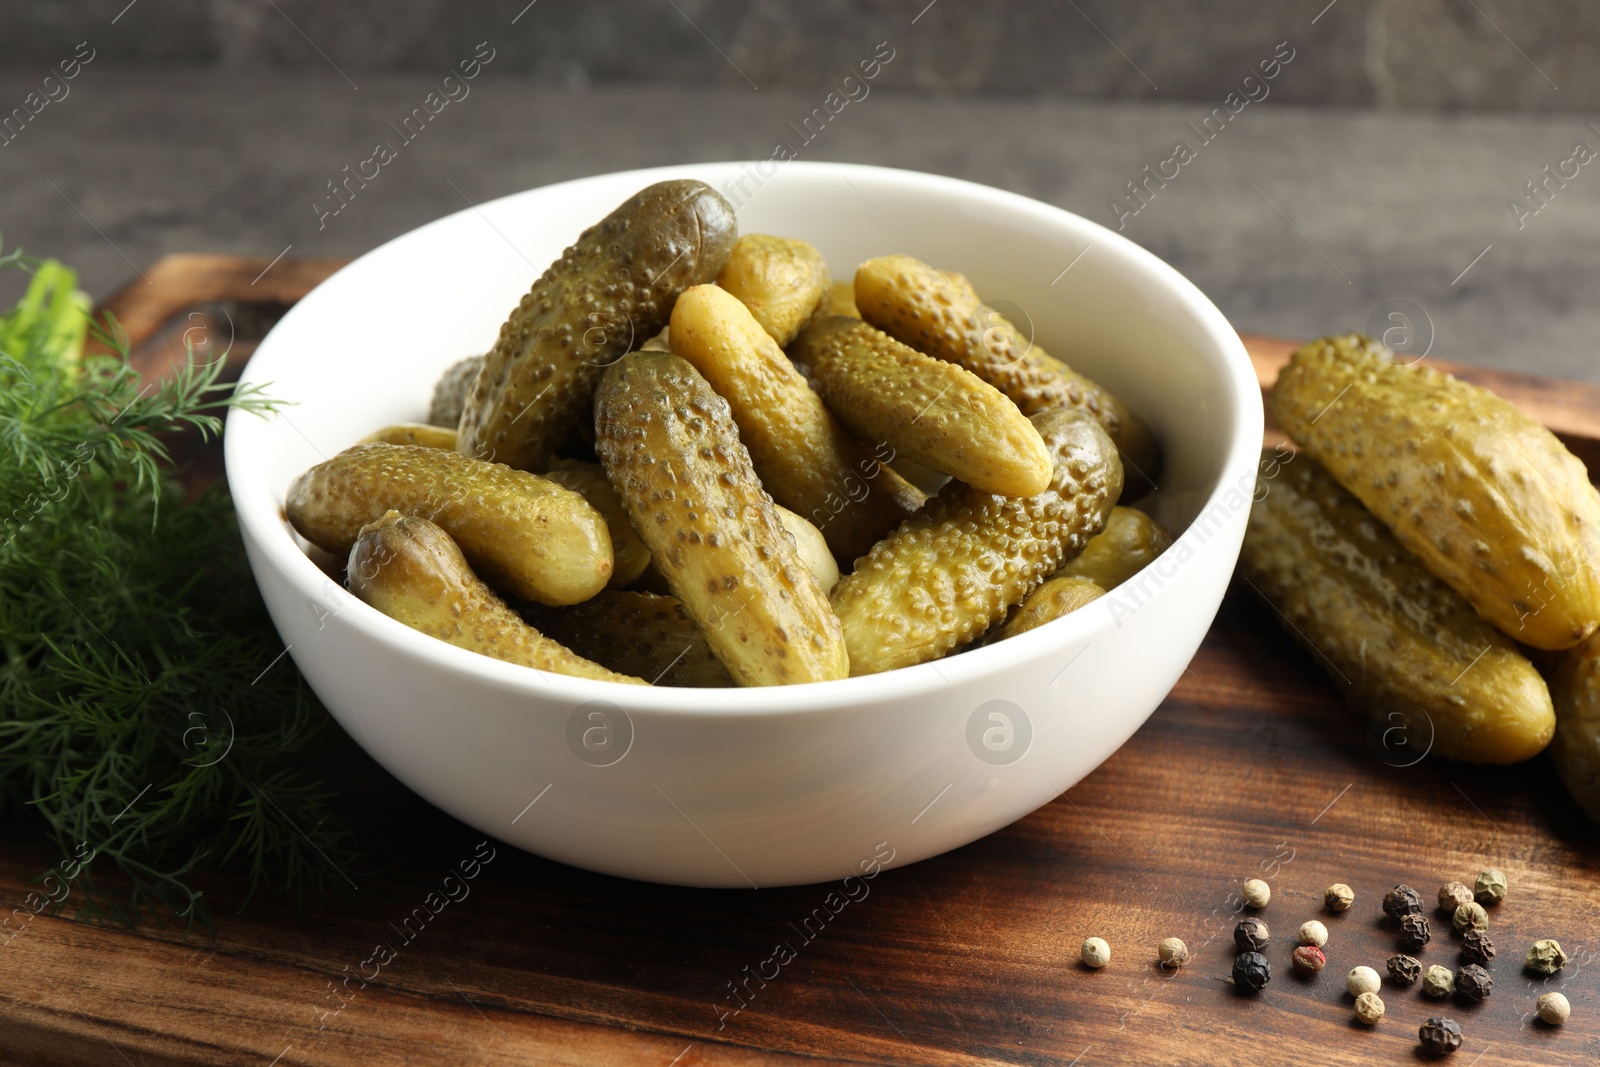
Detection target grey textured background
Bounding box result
[0,2,1596,381]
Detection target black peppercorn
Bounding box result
[1233,950,1271,993]
[1387,953,1422,985]
[1419,1016,1463,1055]
[1399,913,1432,950]
[1459,930,1494,965]
[1456,964,1492,1001]
[1234,916,1270,952]
[1383,884,1424,920]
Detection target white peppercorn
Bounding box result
[1437,881,1473,913]
[1452,901,1488,933]
[1524,939,1569,975]
[1081,937,1110,969]
[1299,920,1329,947]
[1473,868,1507,905]
[1537,991,1571,1025]
[1325,882,1355,912]
[1158,936,1190,969]
[1242,878,1271,909]
[1422,964,1455,998]
[1354,990,1385,1024]
[1347,965,1381,997]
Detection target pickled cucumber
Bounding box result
[716,234,831,347]
[1054,506,1172,591]
[358,422,459,450]
[1271,333,1600,651]
[427,354,482,428]
[542,458,652,587]
[522,590,734,688]
[457,180,737,471]
[986,575,1105,643]
[824,280,859,319]
[594,350,848,686]
[830,406,1123,675]
[668,284,923,565]
[1239,450,1554,764]
[854,253,1161,495]
[348,511,643,684]
[287,442,612,606]
[1550,632,1600,824]
[792,315,1053,498]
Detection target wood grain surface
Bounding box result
[1,256,1596,1067]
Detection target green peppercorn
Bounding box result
[1233,950,1271,993]
[1456,964,1492,1001]
[1419,1016,1463,1055]
[1524,939,1569,975]
[1234,916,1270,952]
[1387,954,1421,986]
[1451,901,1488,933]
[1399,914,1431,951]
[1422,964,1455,998]
[1473,868,1507,906]
[1459,930,1494,965]
[1383,884,1423,919]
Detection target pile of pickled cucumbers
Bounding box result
[285,179,1170,690]
[1243,334,1600,822]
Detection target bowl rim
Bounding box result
[225,160,1263,718]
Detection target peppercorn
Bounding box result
[1437,881,1473,913]
[1451,902,1488,933]
[1458,930,1494,965]
[1158,936,1190,969]
[1292,944,1326,977]
[1241,878,1271,909]
[1081,937,1110,969]
[1233,950,1271,993]
[1347,965,1381,996]
[1537,991,1571,1025]
[1234,916,1270,952]
[1473,868,1507,906]
[1399,914,1432,951]
[1354,990,1385,1024]
[1456,964,1492,1001]
[1422,965,1455,997]
[1419,1016,1463,1055]
[1524,939,1569,975]
[1298,920,1329,947]
[1387,954,1421,986]
[1324,882,1355,912]
[1383,884,1423,919]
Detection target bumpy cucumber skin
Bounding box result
[287,442,612,606]
[348,512,643,684]
[1272,333,1600,651]
[428,355,483,428]
[522,590,735,688]
[830,406,1123,676]
[1240,450,1554,764]
[457,180,737,471]
[594,351,849,687]
[1055,506,1172,591]
[988,575,1105,642]
[792,316,1053,498]
[716,234,831,348]
[854,253,1161,495]
[358,422,459,450]
[668,284,923,567]
[542,458,652,588]
[1550,633,1600,824]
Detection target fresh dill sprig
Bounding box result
[0,244,356,931]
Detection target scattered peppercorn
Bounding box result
[1241,878,1271,909]
[1298,920,1329,947]
[1419,1016,1463,1056]
[1400,914,1432,951]
[1422,965,1455,998]
[1473,868,1507,906]
[1456,964,1492,1001]
[1324,882,1355,913]
[1354,990,1386,1024]
[1233,950,1271,993]
[1524,939,1569,975]
[1158,936,1190,969]
[1234,916,1270,952]
[1383,884,1424,920]
[1292,944,1326,977]
[1537,991,1571,1025]
[1458,930,1494,965]
[1387,954,1421,986]
[1347,965,1381,997]
[1452,902,1488,933]
[1437,881,1473,913]
[1081,937,1110,969]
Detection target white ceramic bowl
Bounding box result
[225,162,1261,887]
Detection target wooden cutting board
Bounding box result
[4,256,1598,1067]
